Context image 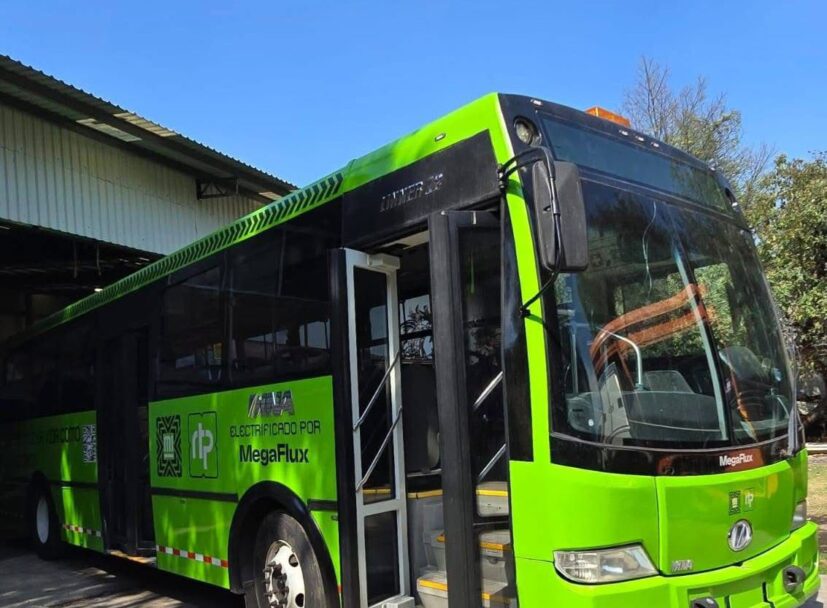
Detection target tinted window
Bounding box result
[59,321,96,413]
[541,116,731,213]
[272,231,331,378]
[228,229,332,388]
[159,266,224,394]
[228,234,281,385]
[0,349,32,421]
[30,339,60,416]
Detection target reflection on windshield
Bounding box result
[551,182,791,449]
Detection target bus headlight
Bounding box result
[792,500,808,531]
[554,544,657,584]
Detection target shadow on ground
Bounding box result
[0,539,243,608]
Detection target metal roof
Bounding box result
[0,54,295,201]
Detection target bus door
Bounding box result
[338,248,412,607]
[97,328,154,555]
[427,209,513,607]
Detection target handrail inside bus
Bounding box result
[353,350,401,432]
[477,443,506,484]
[472,371,503,412]
[356,405,404,494]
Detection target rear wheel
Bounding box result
[29,485,64,560]
[248,512,330,608]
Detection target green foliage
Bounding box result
[744,153,827,375]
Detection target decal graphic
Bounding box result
[81,424,97,464]
[248,390,295,418]
[720,452,754,468]
[671,559,694,573]
[156,415,182,478]
[188,412,218,478]
[156,543,228,569]
[239,443,309,465]
[729,490,741,515]
[743,488,755,512]
[379,172,444,213]
[63,523,102,538]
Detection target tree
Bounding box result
[745,153,827,380]
[623,57,772,205]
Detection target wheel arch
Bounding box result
[26,471,52,512]
[227,481,338,604]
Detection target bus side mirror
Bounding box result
[531,159,589,272]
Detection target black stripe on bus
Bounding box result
[307,499,338,512]
[49,480,98,490]
[150,487,238,503]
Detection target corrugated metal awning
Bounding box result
[0,54,295,202]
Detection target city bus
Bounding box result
[0,93,819,608]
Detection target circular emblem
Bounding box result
[728,520,753,552]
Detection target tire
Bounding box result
[246,511,331,608]
[29,484,65,560]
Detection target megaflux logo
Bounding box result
[239,443,309,465]
[720,452,754,468]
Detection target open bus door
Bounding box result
[427,209,515,608]
[333,248,412,607]
[97,328,155,555]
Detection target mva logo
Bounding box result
[188,412,218,478]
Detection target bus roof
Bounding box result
[4,93,505,346]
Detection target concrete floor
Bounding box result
[0,539,824,607]
[0,540,243,608]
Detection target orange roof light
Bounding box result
[585,106,631,128]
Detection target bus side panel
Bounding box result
[148,376,339,588]
[0,410,103,550]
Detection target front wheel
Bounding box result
[29,485,65,560]
[248,511,330,608]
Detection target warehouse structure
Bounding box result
[0,54,293,342]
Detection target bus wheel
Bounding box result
[29,485,65,560]
[249,511,327,608]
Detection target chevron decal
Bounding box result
[28,172,345,337]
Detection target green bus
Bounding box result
[0,93,818,608]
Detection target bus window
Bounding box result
[59,321,96,413]
[159,266,224,396]
[228,233,281,387]
[271,231,332,379]
[228,228,333,388]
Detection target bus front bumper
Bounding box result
[518,522,820,608]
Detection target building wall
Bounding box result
[0,101,262,254]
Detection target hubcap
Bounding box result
[36,497,49,544]
[263,541,305,608]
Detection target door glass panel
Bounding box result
[354,268,396,504]
[456,219,516,604]
[457,227,506,502]
[365,511,401,604]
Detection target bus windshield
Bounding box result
[550,181,792,450]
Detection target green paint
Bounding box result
[514,523,818,606]
[0,410,103,550]
[149,376,338,588]
[1,93,816,605]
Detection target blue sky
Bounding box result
[0,1,824,186]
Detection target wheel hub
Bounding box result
[264,541,305,608]
[36,496,49,544]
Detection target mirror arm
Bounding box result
[501,146,567,317]
[498,146,557,188]
[520,272,558,318]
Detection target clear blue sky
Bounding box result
[0,1,824,186]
